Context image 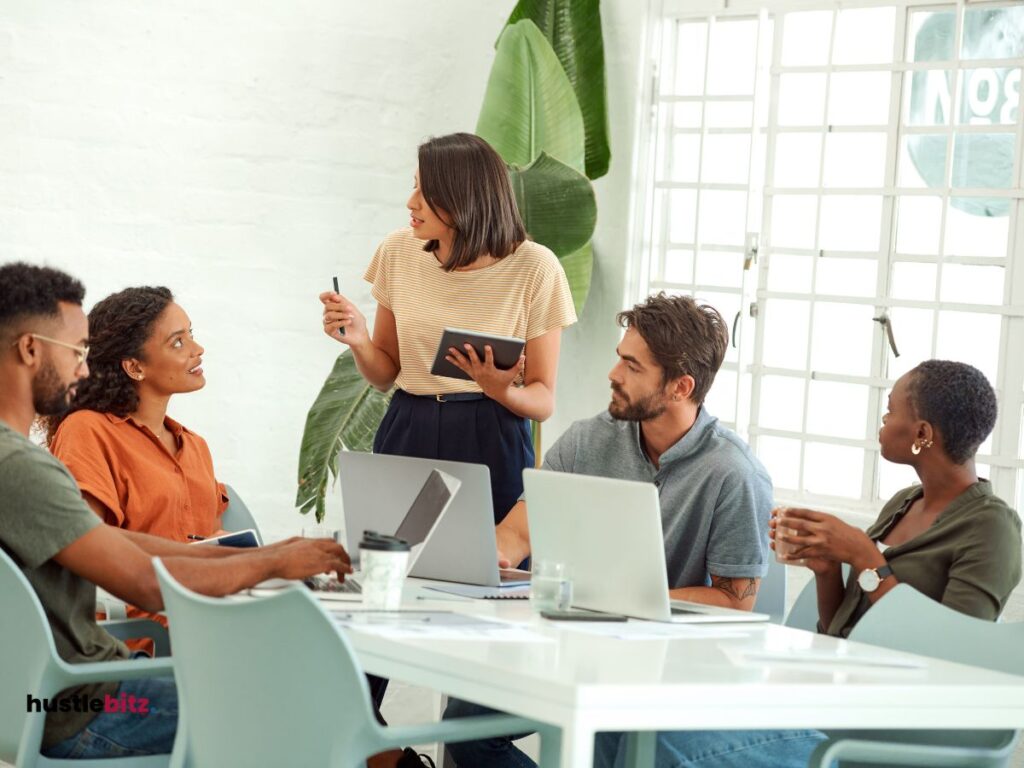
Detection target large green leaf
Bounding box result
[559,241,593,316]
[477,20,585,173]
[510,151,596,258]
[503,0,610,180]
[295,351,392,522]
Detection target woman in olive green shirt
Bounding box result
[772,359,1022,636]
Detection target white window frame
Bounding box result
[632,0,1024,519]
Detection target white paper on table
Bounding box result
[330,609,552,642]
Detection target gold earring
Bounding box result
[911,441,921,455]
[924,439,933,449]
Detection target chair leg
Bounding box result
[623,731,656,767]
[537,724,563,768]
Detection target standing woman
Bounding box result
[320,133,577,523]
[46,287,227,627]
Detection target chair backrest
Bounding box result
[154,559,381,768]
[0,548,60,761]
[752,555,786,623]
[221,484,263,545]
[849,584,1024,676]
[783,564,850,631]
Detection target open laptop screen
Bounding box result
[394,469,453,547]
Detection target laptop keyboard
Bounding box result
[305,575,362,594]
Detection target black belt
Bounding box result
[402,390,487,403]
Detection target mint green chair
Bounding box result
[100,618,171,658]
[754,554,787,623]
[784,565,850,631]
[153,558,556,768]
[0,548,173,768]
[809,584,1023,768]
[221,483,263,545]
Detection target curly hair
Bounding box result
[45,286,174,443]
[616,292,729,404]
[0,262,85,339]
[906,360,998,465]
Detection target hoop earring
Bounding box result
[911,441,921,455]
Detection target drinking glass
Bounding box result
[773,508,806,565]
[530,560,572,612]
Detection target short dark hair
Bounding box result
[906,360,997,464]
[0,262,85,339]
[616,292,729,404]
[418,133,527,271]
[45,286,174,442]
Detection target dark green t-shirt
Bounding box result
[0,420,129,748]
[827,480,1023,638]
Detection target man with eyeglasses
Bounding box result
[0,262,353,760]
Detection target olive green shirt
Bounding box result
[0,420,129,748]
[827,480,1022,638]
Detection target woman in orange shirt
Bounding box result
[47,285,226,625]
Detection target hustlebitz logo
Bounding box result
[26,693,150,715]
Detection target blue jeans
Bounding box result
[595,730,826,768]
[444,699,825,768]
[444,698,536,768]
[42,674,178,759]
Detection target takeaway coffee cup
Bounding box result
[359,531,410,610]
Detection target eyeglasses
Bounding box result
[10,333,90,366]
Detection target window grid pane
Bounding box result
[643,2,1024,514]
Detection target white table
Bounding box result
[330,584,1024,768]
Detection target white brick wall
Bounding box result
[0,1,647,542]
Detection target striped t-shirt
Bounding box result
[363,227,577,395]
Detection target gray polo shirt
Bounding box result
[540,408,772,588]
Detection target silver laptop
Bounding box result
[312,468,460,599]
[524,469,769,624]
[252,469,459,602]
[339,452,525,587]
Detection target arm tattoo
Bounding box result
[710,575,759,600]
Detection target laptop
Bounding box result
[307,468,460,600]
[523,469,770,624]
[339,452,528,588]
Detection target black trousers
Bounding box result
[373,389,535,524]
[367,389,535,717]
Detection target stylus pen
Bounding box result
[332,275,344,336]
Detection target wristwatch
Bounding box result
[857,563,894,592]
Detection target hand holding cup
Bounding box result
[770,507,806,566]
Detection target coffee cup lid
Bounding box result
[359,530,410,552]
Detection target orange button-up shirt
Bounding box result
[51,409,228,631]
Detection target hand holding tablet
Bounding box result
[431,327,526,381]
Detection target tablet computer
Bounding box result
[189,529,260,548]
[430,327,525,381]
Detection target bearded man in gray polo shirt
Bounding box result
[442,294,828,768]
[497,292,771,606]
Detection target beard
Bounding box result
[33,359,76,416]
[608,384,668,422]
